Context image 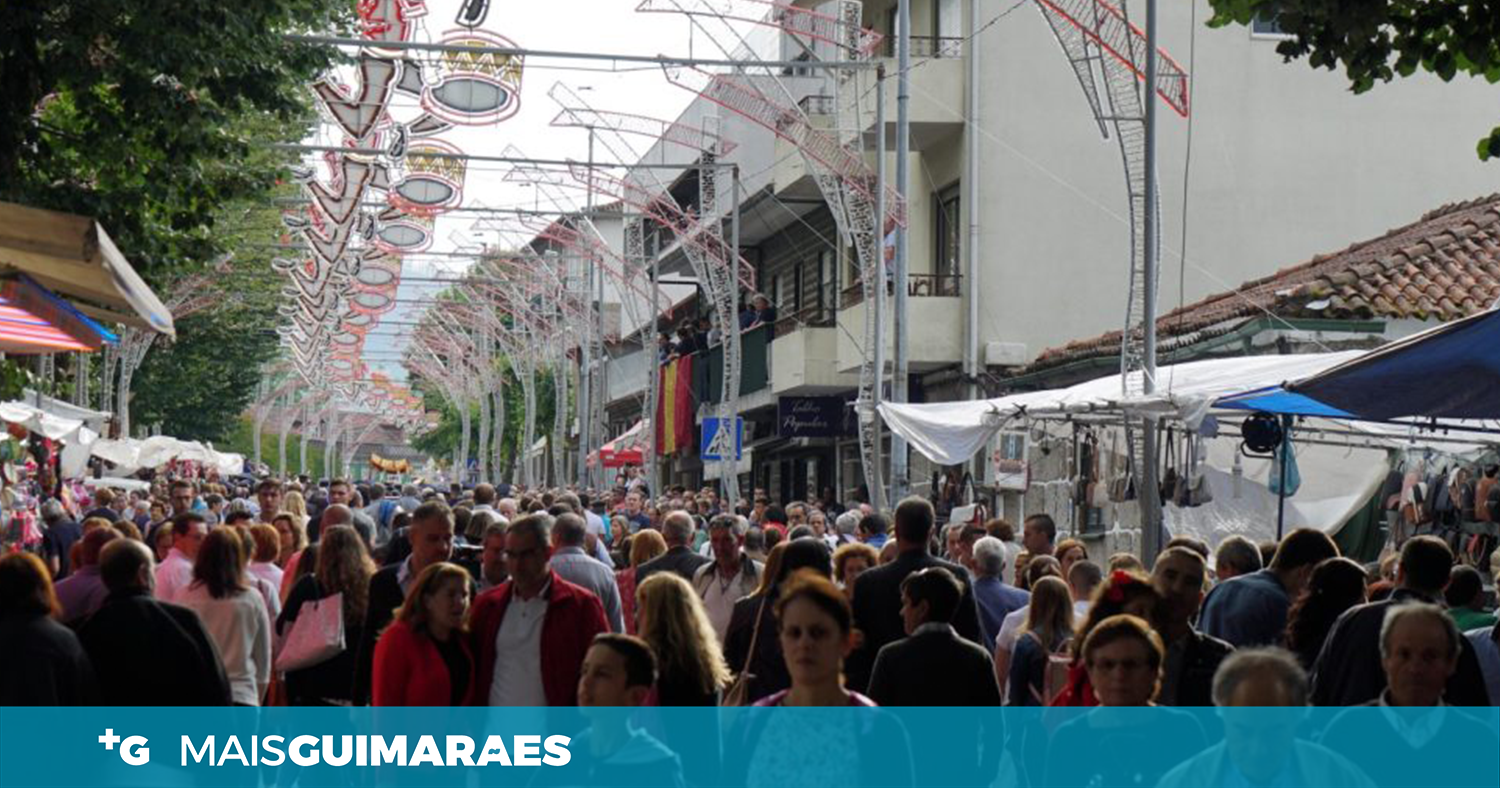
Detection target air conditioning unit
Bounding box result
[984,341,1028,367]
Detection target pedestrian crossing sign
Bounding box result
[701,416,743,462]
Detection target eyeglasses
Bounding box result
[504,547,544,560]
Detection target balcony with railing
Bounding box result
[835,271,965,373]
[770,305,852,395]
[690,323,773,406]
[858,34,966,142]
[880,35,965,59]
[839,272,962,309]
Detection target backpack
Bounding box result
[1485,484,1500,524]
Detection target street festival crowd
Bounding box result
[1,466,1499,787]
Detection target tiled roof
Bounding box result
[1022,194,1500,374]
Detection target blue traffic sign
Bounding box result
[701,416,744,462]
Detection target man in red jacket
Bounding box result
[469,513,608,706]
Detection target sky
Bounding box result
[296,0,775,385]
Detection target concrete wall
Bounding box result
[969,0,1500,363]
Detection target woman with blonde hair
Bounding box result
[1006,575,1074,706]
[272,513,306,567]
[616,528,667,634]
[372,562,475,706]
[636,572,731,706]
[282,490,309,528]
[635,571,731,786]
[276,525,373,705]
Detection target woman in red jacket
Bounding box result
[372,562,476,706]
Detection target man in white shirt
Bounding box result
[470,514,608,707]
[692,515,761,642]
[154,512,207,604]
[550,514,625,632]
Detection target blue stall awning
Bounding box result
[1215,308,1500,422]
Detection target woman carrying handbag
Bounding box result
[275,525,373,706]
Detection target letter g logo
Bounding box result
[120,736,150,766]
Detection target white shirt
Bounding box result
[998,600,1090,655]
[996,606,1028,654]
[154,548,195,604]
[179,583,271,706]
[489,580,551,707]
[249,561,284,600]
[694,557,762,643]
[1000,541,1023,586]
[249,572,282,623]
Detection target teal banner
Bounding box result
[0,707,1495,788]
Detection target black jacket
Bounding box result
[867,624,1003,786]
[77,589,231,706]
[636,546,711,585]
[280,574,369,705]
[1311,588,1490,706]
[847,549,982,692]
[867,624,1002,706]
[1161,629,1234,707]
[353,563,405,705]
[722,593,787,703]
[0,612,98,705]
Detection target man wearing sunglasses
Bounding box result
[469,513,609,708]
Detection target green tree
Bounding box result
[408,362,562,481]
[0,0,349,273]
[1,0,350,427]
[1208,0,1500,158]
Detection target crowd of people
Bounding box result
[1,472,1497,786]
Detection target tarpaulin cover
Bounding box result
[879,352,1362,466]
[1286,308,1500,420]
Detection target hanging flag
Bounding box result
[656,355,694,455]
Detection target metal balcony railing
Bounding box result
[881,35,965,59]
[840,272,962,308]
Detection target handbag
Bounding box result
[274,591,346,674]
[721,596,768,707]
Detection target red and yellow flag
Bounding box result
[655,355,694,455]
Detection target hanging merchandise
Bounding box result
[1107,427,1136,503]
[1159,424,1180,505]
[1269,430,1302,498]
[1184,433,1213,507]
[1231,449,1244,500]
[1089,433,1109,510]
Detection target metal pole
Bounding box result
[890,0,912,502]
[648,240,662,496]
[965,0,981,402]
[1139,0,1164,566]
[575,130,596,488]
[730,164,742,500]
[870,65,888,512]
[1276,416,1292,541]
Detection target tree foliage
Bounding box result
[1208,0,1500,159]
[1,0,351,436]
[409,363,563,482]
[0,0,349,273]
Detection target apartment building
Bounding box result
[588,0,1500,504]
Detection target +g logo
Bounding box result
[98,728,150,766]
